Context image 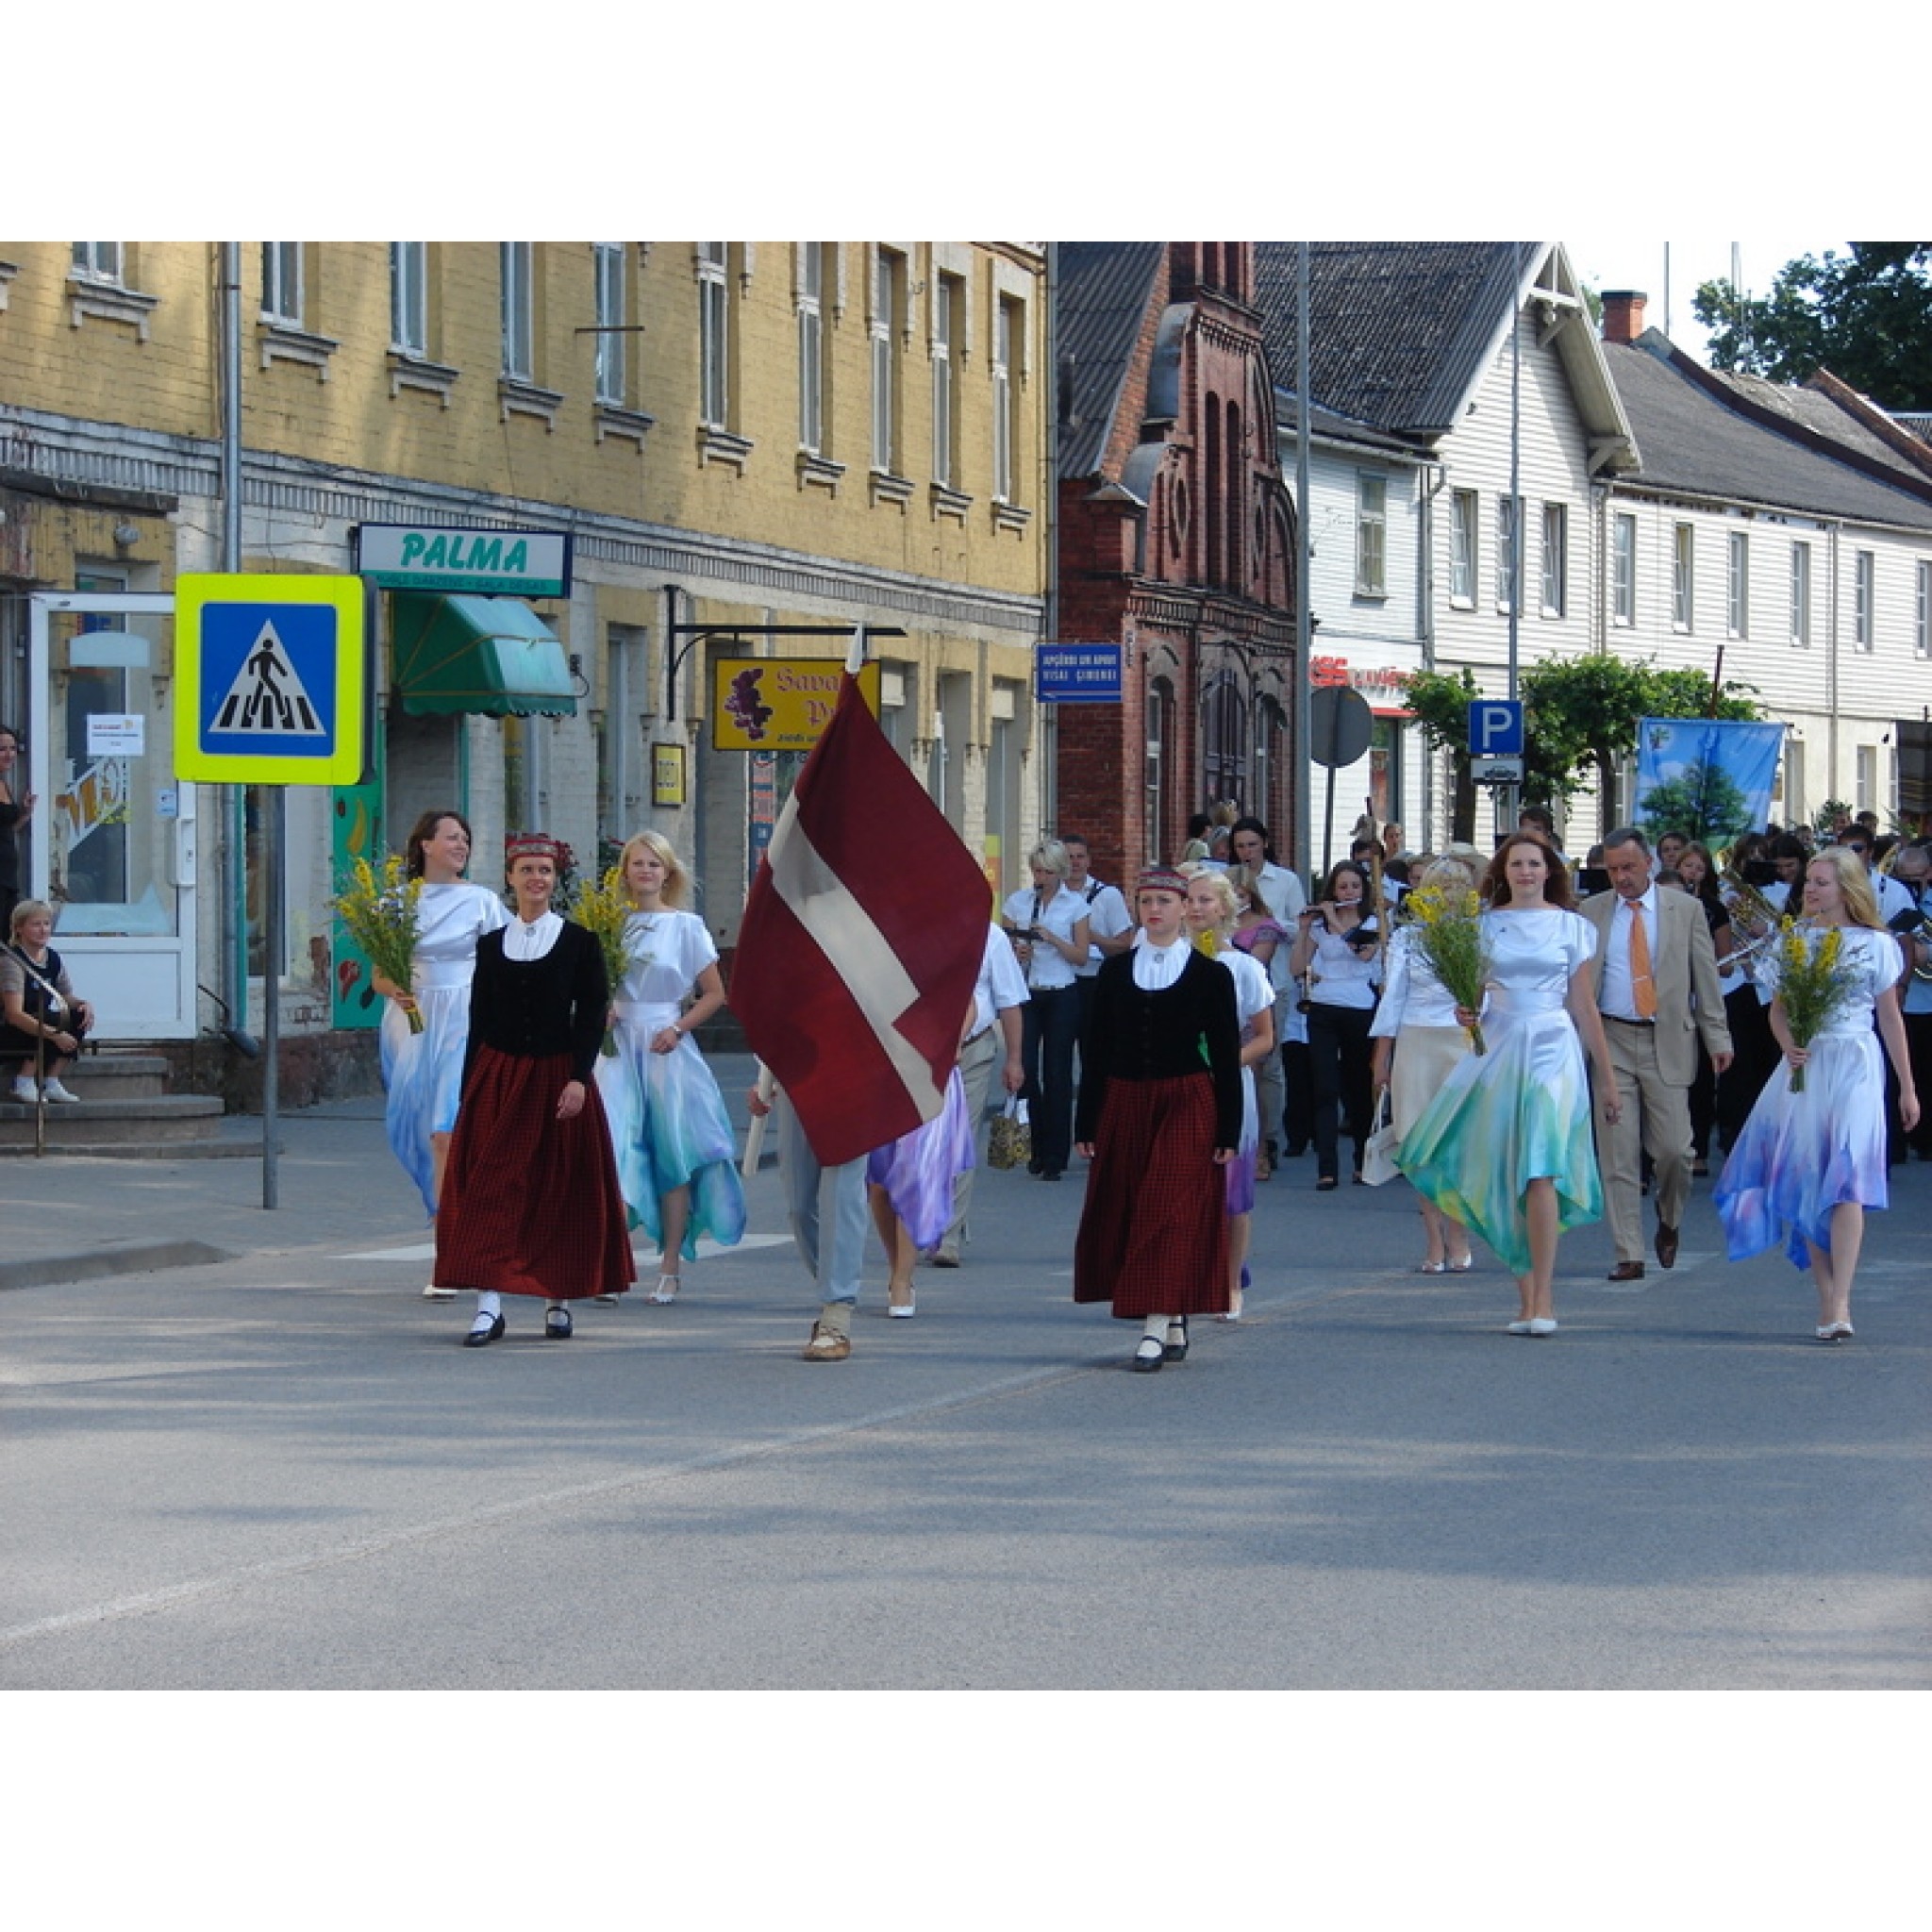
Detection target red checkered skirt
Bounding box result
[434,1046,638,1299]
[1073,1073,1230,1318]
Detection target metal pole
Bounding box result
[1294,243,1314,893]
[262,791,282,1208]
[220,244,245,1038]
[1502,249,1524,836]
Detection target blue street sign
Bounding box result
[1036,641,1124,703]
[175,575,364,784]
[1469,698,1524,758]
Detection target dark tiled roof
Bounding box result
[1273,388,1421,459]
[1055,242,1164,479]
[1705,367,1931,484]
[1604,337,1932,531]
[1254,242,1534,438]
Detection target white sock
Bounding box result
[473,1291,501,1329]
[1141,1313,1169,1343]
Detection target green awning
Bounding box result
[391,592,577,718]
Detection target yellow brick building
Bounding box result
[0,242,1048,1072]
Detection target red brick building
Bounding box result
[1053,242,1298,877]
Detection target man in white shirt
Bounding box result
[1059,832,1137,1048]
[1837,830,1914,923]
[1890,841,1932,1163]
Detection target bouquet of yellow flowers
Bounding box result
[1769,919,1860,1093]
[1402,881,1492,1055]
[571,864,637,1057]
[333,856,424,1031]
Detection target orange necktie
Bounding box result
[1628,904,1657,1020]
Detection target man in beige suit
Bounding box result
[1582,828,1733,1280]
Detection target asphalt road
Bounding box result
[4,1082,1926,1693]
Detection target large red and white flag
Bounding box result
[730,670,990,1166]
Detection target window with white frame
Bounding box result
[1855,548,1875,650]
[71,242,124,284]
[1672,523,1694,630]
[1727,529,1749,639]
[698,242,729,428]
[1856,743,1878,812]
[1783,740,1807,823]
[261,243,301,325]
[1356,473,1388,596]
[1613,512,1636,625]
[1790,541,1812,645]
[501,242,533,379]
[871,248,904,474]
[391,242,427,355]
[1917,560,1932,658]
[798,244,827,454]
[932,271,963,488]
[992,294,1021,503]
[1494,495,1521,612]
[1541,502,1567,617]
[1449,490,1477,605]
[593,242,625,406]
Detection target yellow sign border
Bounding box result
[710,657,880,752]
[174,574,366,784]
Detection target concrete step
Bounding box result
[0,1091,229,1155]
[11,1052,175,1101]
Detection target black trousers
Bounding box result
[1904,1008,1932,1158]
[1715,987,1776,1155]
[1019,984,1080,1177]
[1307,1001,1375,1181]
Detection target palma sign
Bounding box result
[353,523,573,597]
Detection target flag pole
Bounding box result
[741,1060,776,1179]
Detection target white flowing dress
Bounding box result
[380,880,509,1218]
[593,908,747,1257]
[1396,908,1602,1277]
[1714,925,1904,1267]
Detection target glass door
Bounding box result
[28,591,197,1038]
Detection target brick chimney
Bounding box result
[1600,290,1647,345]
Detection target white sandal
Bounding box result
[647,1274,681,1304]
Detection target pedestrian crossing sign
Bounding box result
[175,575,365,783]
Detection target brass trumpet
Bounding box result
[1716,850,1785,972]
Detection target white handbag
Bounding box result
[1359,1089,1402,1187]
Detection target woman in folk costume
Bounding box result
[434,833,635,1345]
[1396,834,1620,1339]
[1713,845,1920,1341]
[1073,867,1243,1373]
[1183,866,1275,1322]
[594,832,745,1304]
[372,811,508,1284]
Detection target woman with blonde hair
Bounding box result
[1184,866,1275,1319]
[1369,851,1481,1274]
[595,830,745,1303]
[1714,844,1919,1341]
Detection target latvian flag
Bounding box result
[730,671,990,1166]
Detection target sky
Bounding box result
[1565,239,1838,365]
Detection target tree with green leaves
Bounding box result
[1635,760,1755,849]
[1691,243,1932,412]
[1397,655,1763,844]
[1401,666,1483,843]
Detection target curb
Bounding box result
[0,1240,240,1292]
